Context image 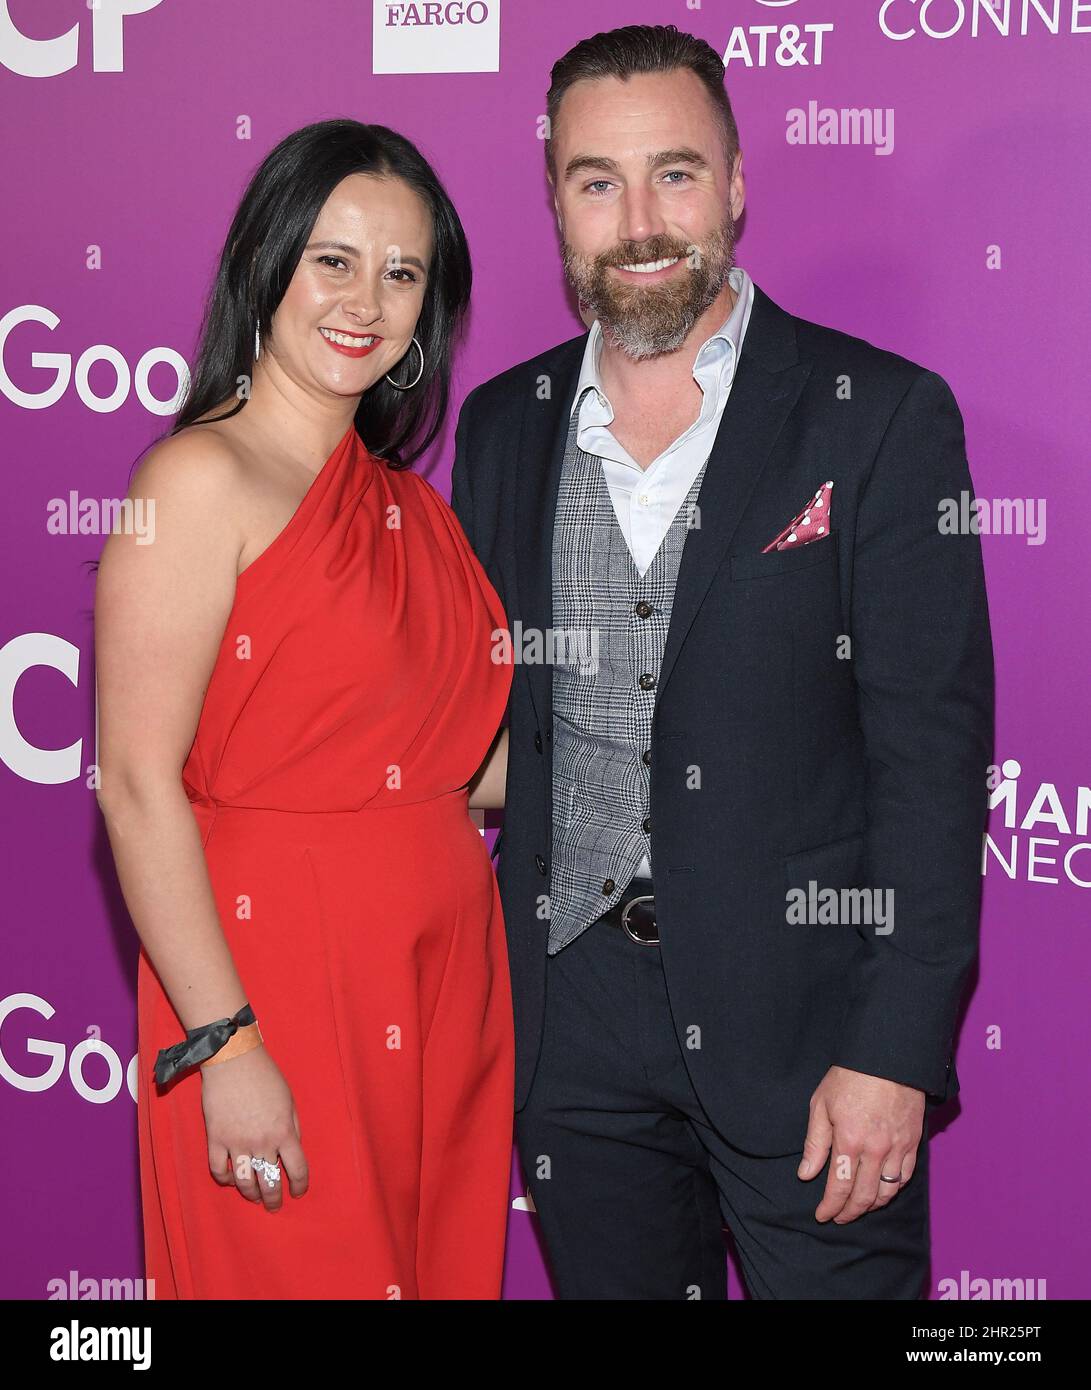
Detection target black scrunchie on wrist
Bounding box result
[154,1003,257,1085]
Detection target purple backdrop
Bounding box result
[1,0,1088,1300]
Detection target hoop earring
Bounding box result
[385,336,424,391]
[254,324,261,361]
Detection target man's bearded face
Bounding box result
[561,213,737,360]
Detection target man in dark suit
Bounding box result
[451,24,993,1300]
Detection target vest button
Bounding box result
[642,750,651,766]
[634,600,653,619]
[535,854,547,875]
[534,731,543,753]
[642,817,651,833]
[639,673,657,690]
[602,878,616,894]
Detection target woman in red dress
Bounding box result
[94,121,513,1299]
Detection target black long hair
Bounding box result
[172,118,472,468]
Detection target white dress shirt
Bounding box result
[567,265,755,878]
[570,265,755,577]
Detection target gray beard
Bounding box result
[600,276,724,361]
[563,223,737,362]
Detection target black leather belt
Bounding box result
[600,877,658,945]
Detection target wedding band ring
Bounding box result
[879,1173,901,1184]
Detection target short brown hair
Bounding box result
[545,24,740,183]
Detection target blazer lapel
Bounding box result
[657,284,811,701]
[513,336,584,734]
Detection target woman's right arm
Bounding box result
[94,431,307,1210]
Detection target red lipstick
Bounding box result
[318,328,383,359]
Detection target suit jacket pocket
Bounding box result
[783,830,869,955]
[731,530,838,581]
[783,828,866,893]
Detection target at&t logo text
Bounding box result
[724,1,834,67]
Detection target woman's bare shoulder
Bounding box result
[99,413,253,583]
[130,411,251,504]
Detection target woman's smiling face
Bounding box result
[268,172,433,399]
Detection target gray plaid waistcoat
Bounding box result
[548,401,709,954]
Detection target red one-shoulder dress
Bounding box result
[135,423,514,1299]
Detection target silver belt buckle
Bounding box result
[621,894,658,945]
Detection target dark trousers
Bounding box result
[515,906,931,1300]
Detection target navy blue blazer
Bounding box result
[450,280,994,1156]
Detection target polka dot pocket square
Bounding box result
[760,481,834,554]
